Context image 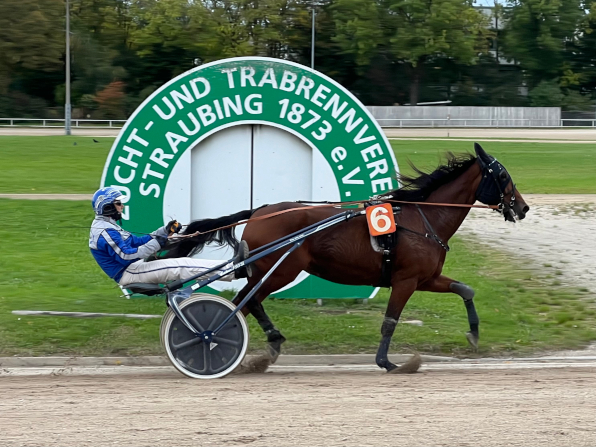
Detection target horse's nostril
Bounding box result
[523,205,530,214]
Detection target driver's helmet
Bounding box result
[92,187,123,218]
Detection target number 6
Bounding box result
[370,207,391,232]
[366,203,396,236]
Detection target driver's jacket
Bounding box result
[89,216,167,282]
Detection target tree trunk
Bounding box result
[409,64,421,105]
[410,59,424,106]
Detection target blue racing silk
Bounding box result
[89,215,166,282]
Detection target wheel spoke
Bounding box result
[207,308,224,331]
[171,336,202,352]
[213,335,243,349]
[184,309,206,333]
[202,340,212,373]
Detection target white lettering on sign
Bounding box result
[331,147,347,163]
[127,128,149,147]
[165,131,188,154]
[222,68,237,88]
[295,76,315,99]
[241,67,257,87]
[153,97,176,120]
[118,146,143,168]
[178,113,201,136]
[367,159,388,178]
[150,148,174,169]
[258,68,278,88]
[245,94,263,114]
[170,85,195,110]
[311,84,331,107]
[342,167,365,185]
[114,166,135,184]
[279,70,297,92]
[190,77,210,99]
[361,143,383,163]
[372,178,393,193]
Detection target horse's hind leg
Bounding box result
[418,275,479,350]
[376,278,418,372]
[246,299,286,362]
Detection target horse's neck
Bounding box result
[423,162,481,242]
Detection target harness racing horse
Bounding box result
[163,143,530,373]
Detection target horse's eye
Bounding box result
[499,171,508,181]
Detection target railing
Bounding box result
[0,118,127,128]
[1,117,595,128]
[375,118,596,128]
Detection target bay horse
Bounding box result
[163,143,529,372]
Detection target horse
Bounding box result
[162,143,530,373]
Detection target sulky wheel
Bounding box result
[160,293,249,379]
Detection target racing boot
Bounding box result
[233,240,252,279]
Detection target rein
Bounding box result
[181,198,499,238]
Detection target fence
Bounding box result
[0,118,126,128]
[374,118,596,128]
[1,117,595,128]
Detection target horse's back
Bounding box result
[242,202,343,248]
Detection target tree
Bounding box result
[502,0,585,88]
[388,0,491,104]
[0,0,64,96]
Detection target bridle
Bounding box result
[475,157,518,222]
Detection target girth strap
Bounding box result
[379,249,394,288]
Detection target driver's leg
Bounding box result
[119,257,236,287]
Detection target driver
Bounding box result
[89,187,251,291]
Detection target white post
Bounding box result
[311,8,316,70]
[65,0,71,136]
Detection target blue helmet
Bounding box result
[92,187,123,218]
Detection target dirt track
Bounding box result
[2,367,596,446]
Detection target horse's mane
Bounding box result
[389,152,477,202]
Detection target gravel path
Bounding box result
[459,195,596,293]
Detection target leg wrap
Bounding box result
[376,317,399,370]
[464,298,480,334]
[449,281,475,301]
[381,317,398,338]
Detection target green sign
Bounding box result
[102,57,398,298]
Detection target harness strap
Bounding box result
[415,205,450,252]
[379,249,393,288]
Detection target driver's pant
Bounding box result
[118,258,235,287]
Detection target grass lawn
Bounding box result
[0,136,595,194]
[0,136,110,193]
[391,140,596,194]
[1,199,594,357]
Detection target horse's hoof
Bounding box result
[387,352,422,374]
[266,345,280,364]
[466,331,479,351]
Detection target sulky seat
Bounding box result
[124,283,167,296]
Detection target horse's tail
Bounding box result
[159,208,254,259]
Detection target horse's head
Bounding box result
[474,143,529,222]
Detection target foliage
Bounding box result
[502,0,585,88]
[0,0,595,113]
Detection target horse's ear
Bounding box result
[474,143,489,161]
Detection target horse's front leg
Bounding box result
[376,278,418,372]
[418,275,479,350]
